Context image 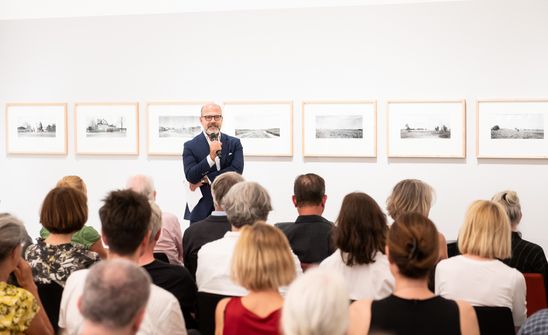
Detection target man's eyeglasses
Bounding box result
[202,115,223,121]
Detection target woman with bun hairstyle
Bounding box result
[386,179,448,261]
[435,200,527,328]
[215,222,297,335]
[348,213,479,335]
[493,190,548,302]
[320,192,394,300]
[40,176,107,259]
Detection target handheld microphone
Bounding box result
[209,132,221,158]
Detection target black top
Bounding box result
[370,295,460,335]
[182,214,231,279]
[142,260,198,330]
[504,231,548,302]
[276,215,334,264]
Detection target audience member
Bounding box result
[386,179,448,260]
[0,213,54,335]
[493,190,548,302]
[25,187,100,286]
[40,175,107,259]
[320,192,394,300]
[183,172,244,278]
[518,308,548,335]
[59,189,187,334]
[215,222,296,335]
[127,174,183,265]
[196,181,276,296]
[197,181,301,297]
[139,201,198,330]
[282,268,349,335]
[435,200,527,327]
[348,213,479,335]
[79,259,151,335]
[276,173,334,265]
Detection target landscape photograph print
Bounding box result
[399,112,451,139]
[17,118,57,138]
[234,113,281,138]
[490,113,544,139]
[158,115,200,138]
[86,114,127,138]
[315,115,363,139]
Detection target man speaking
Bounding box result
[183,102,244,223]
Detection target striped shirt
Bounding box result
[504,231,548,302]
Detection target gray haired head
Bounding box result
[126,175,156,201]
[222,181,272,228]
[80,259,151,329]
[0,213,28,261]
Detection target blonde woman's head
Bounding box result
[386,179,434,220]
[231,222,296,291]
[458,200,511,259]
[57,175,87,195]
[492,190,522,226]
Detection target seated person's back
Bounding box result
[25,187,99,286]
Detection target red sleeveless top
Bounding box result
[222,297,282,335]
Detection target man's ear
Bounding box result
[321,195,327,207]
[153,191,157,201]
[154,229,161,242]
[292,195,297,207]
[77,296,82,312]
[132,308,147,332]
[100,230,109,248]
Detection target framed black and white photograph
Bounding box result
[75,102,139,155]
[5,103,68,155]
[387,100,466,158]
[477,100,548,158]
[302,100,377,157]
[147,101,205,155]
[222,101,293,156]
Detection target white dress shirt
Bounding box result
[59,268,187,334]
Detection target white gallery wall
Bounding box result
[1,0,548,253]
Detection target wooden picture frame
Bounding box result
[387,100,466,158]
[302,100,377,157]
[5,102,68,155]
[222,100,293,157]
[477,99,548,158]
[147,101,207,156]
[75,102,139,155]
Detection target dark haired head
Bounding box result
[99,190,151,256]
[334,192,387,266]
[293,174,325,207]
[388,212,438,279]
[40,187,88,234]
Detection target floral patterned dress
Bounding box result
[0,282,38,334]
[24,238,100,287]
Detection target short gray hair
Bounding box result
[222,181,272,228]
[126,175,156,201]
[0,213,28,261]
[149,201,163,243]
[282,268,349,335]
[80,259,151,329]
[211,172,245,209]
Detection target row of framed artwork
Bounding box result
[4,99,548,158]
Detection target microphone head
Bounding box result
[209,132,218,141]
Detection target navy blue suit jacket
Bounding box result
[182,132,244,223]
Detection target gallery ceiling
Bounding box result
[0,0,468,20]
